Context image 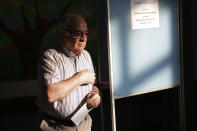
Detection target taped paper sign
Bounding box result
[131,0,159,30]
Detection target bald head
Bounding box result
[59,14,88,55]
[59,14,88,31]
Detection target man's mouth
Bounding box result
[78,42,85,45]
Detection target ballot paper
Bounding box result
[71,103,92,126]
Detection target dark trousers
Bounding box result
[35,110,92,131]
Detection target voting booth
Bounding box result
[108,0,179,98]
[97,0,182,130]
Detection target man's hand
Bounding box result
[87,91,101,109]
[78,70,95,85]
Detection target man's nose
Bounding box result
[79,38,84,42]
[79,34,86,42]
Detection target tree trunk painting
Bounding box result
[0,0,97,81]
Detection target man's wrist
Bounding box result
[91,90,99,95]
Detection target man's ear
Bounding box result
[59,29,69,38]
[59,29,65,34]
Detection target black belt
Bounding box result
[39,110,76,127]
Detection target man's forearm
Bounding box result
[46,70,95,103]
[47,73,83,103]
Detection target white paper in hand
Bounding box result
[71,103,92,126]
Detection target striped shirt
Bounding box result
[36,44,94,118]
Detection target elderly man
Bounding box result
[36,14,100,131]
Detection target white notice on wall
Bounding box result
[131,0,159,30]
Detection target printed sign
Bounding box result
[131,0,159,30]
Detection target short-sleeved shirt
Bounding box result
[36,44,94,118]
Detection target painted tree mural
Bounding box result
[0,0,98,82]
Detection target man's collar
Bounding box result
[61,44,81,58]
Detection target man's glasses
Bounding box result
[61,28,88,38]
